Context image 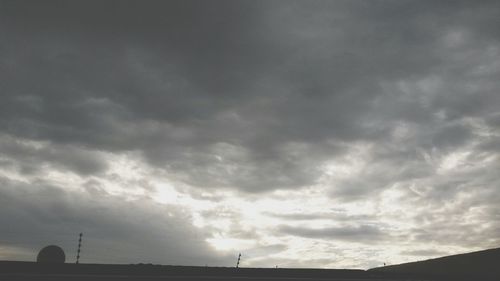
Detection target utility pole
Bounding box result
[76,233,83,264]
[236,253,241,268]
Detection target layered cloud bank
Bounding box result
[1,0,499,268]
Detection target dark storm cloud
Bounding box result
[0,134,107,175]
[2,0,500,193]
[0,177,232,265]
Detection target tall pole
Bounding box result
[76,233,83,264]
[236,253,241,268]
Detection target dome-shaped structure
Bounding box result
[36,245,66,263]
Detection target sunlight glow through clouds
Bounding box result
[6,137,483,268]
[438,151,470,173]
[321,143,371,178]
[207,237,256,252]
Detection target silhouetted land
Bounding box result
[0,262,381,281]
[1,247,499,280]
[370,247,500,281]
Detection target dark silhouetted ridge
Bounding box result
[0,261,374,280]
[369,247,500,280]
[2,248,499,280]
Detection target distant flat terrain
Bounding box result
[0,274,419,281]
[0,261,415,281]
[3,247,500,281]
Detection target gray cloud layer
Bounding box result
[1,0,500,267]
[1,1,500,191]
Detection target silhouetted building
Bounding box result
[36,245,65,263]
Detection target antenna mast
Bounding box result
[236,253,241,268]
[76,232,83,264]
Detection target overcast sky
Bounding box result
[1,0,500,269]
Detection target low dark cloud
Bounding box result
[0,134,108,175]
[0,177,231,265]
[278,225,385,242]
[266,211,376,222]
[400,249,448,257]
